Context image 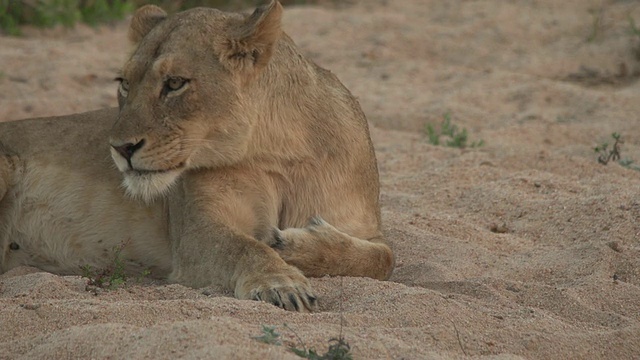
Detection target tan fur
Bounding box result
[0,1,394,312]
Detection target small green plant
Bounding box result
[136,268,152,282]
[425,113,484,148]
[252,324,352,360]
[594,132,640,171]
[289,336,352,360]
[594,132,622,165]
[80,238,143,290]
[252,325,282,346]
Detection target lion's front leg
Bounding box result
[170,227,316,312]
[167,171,317,312]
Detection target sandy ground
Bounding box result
[2,0,640,359]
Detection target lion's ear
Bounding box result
[129,5,167,43]
[223,1,283,75]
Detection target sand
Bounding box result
[2,0,640,358]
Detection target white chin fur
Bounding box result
[122,170,181,203]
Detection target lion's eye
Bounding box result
[116,78,130,97]
[166,77,187,91]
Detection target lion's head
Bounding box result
[109,1,283,202]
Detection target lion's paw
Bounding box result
[268,216,332,250]
[236,266,317,312]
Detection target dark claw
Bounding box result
[272,292,283,308]
[299,294,316,311]
[308,295,317,305]
[270,228,285,250]
[289,294,300,311]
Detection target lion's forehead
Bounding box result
[123,25,225,81]
[142,8,234,49]
[123,54,191,82]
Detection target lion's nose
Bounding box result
[112,139,145,161]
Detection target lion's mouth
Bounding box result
[126,162,186,176]
[119,161,186,203]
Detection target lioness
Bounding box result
[0,1,394,312]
